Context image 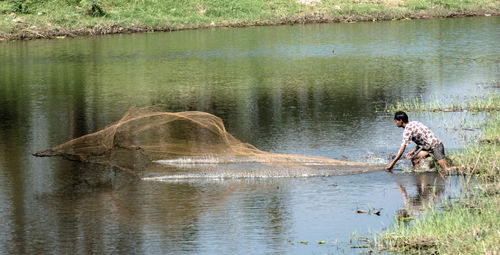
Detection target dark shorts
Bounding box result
[422,143,446,161]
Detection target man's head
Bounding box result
[394,111,408,128]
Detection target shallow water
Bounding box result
[0,16,499,254]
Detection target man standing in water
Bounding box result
[386,111,453,171]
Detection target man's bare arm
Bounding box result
[386,144,406,170]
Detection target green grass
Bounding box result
[0,0,499,40]
[379,92,500,113]
[449,114,500,180]
[380,189,500,254]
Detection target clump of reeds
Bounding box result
[380,93,500,113]
[449,114,500,181]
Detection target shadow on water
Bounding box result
[54,162,140,194]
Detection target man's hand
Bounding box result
[386,144,406,171]
[385,144,406,171]
[405,147,418,160]
[405,151,414,159]
[385,162,395,171]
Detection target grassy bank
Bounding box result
[381,189,499,254]
[1,0,499,41]
[379,95,500,254]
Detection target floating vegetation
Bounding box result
[378,93,500,113]
[289,240,331,246]
[356,209,368,214]
[349,235,372,249]
[476,80,500,89]
[357,207,383,216]
[351,244,371,248]
[396,216,415,222]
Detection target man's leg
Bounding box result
[431,143,457,171]
[412,150,429,169]
[436,158,448,170]
[437,158,458,171]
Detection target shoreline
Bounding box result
[1,3,498,42]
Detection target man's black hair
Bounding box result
[394,111,409,123]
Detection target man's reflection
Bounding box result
[391,172,446,217]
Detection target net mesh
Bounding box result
[34,107,377,178]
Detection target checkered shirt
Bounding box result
[401,121,441,150]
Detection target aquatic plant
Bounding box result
[379,93,500,113]
[449,114,500,181]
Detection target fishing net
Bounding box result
[34,107,379,179]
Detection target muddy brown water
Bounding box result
[0,16,498,254]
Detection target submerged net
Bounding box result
[34,107,379,179]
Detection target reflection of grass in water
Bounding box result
[377,99,500,254]
[379,93,500,113]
